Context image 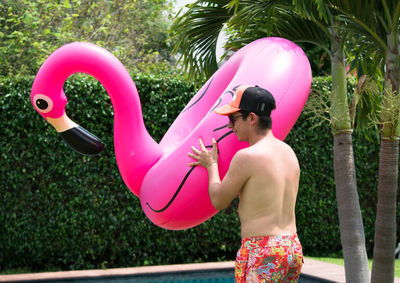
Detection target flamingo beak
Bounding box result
[47,113,105,156]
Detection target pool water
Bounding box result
[41,270,332,283]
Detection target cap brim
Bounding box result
[214,104,240,115]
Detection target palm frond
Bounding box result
[170,0,233,83]
[292,0,328,23]
[353,75,383,140]
[272,8,331,54]
[332,0,389,52]
[391,1,400,44]
[227,0,278,31]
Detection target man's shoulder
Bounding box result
[234,146,263,162]
[230,148,254,167]
[234,147,253,158]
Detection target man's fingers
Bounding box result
[188,152,199,160]
[211,138,218,153]
[212,138,217,148]
[191,146,200,154]
[198,138,206,150]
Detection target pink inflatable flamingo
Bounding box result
[31,37,311,230]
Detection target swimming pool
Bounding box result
[62,268,234,283]
[0,260,340,282]
[24,270,334,283]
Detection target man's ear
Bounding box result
[249,112,258,125]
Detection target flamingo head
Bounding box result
[31,83,104,156]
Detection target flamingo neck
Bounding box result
[36,43,162,195]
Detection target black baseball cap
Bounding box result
[215,85,276,116]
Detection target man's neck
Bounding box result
[248,129,273,146]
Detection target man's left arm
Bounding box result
[188,138,248,210]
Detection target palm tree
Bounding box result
[170,1,370,281]
[336,1,400,281]
[170,0,234,83]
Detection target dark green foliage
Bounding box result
[0,75,396,272]
[0,0,175,78]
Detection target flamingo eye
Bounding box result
[33,94,53,114]
[36,99,48,109]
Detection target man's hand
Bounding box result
[188,138,218,168]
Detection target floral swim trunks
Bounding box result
[235,234,303,282]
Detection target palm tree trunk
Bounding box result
[333,132,370,283]
[371,139,399,283]
[371,32,400,282]
[331,32,369,282]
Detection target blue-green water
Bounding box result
[28,270,333,283]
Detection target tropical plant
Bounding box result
[335,1,400,281]
[170,0,234,83]
[170,1,371,281]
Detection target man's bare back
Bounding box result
[236,131,300,238]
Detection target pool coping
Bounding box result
[0,261,234,282]
[1,258,399,283]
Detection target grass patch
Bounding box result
[0,268,34,275]
[306,257,400,278]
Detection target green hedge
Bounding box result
[0,75,397,272]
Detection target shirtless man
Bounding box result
[188,85,303,282]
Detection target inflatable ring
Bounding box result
[31,37,311,230]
